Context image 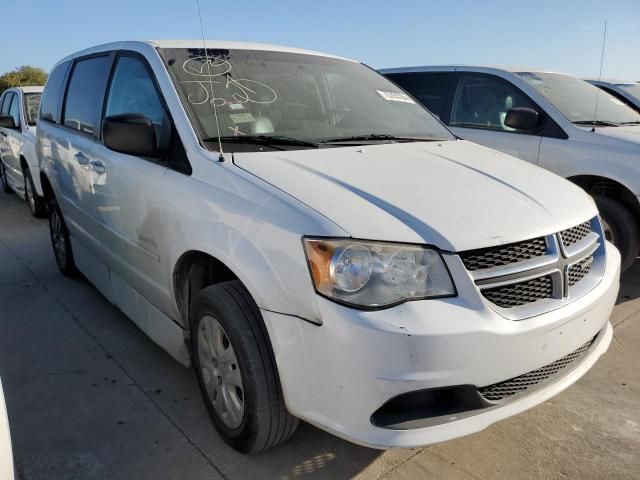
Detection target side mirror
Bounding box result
[504,107,540,132]
[102,113,161,157]
[0,115,17,129]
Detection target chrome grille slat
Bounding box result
[479,336,595,401]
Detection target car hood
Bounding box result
[591,124,640,144]
[234,140,597,252]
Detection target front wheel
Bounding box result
[48,197,78,277]
[191,280,298,453]
[24,167,47,218]
[595,196,639,272]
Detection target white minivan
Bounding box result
[37,41,619,453]
[381,66,640,271]
[0,86,47,216]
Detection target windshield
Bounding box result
[158,48,454,151]
[24,92,42,125]
[517,72,640,125]
[618,83,640,100]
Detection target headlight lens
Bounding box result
[303,238,455,308]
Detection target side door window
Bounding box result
[104,55,169,151]
[63,55,113,136]
[450,74,537,132]
[0,92,12,116]
[8,93,21,129]
[385,73,451,118]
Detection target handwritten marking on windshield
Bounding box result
[181,56,277,107]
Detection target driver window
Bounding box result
[451,74,536,132]
[105,55,168,146]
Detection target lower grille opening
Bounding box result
[479,336,596,402]
[482,275,553,308]
[371,385,491,430]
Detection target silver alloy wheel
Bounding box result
[25,175,35,213]
[198,315,245,429]
[601,216,615,244]
[50,209,67,266]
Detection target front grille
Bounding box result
[479,336,595,402]
[560,221,591,248]
[482,275,553,308]
[459,237,547,271]
[568,256,594,286]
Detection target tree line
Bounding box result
[0,66,48,95]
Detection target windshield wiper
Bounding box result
[573,120,620,127]
[618,121,640,126]
[205,135,320,149]
[318,134,446,144]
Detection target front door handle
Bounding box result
[74,151,89,166]
[89,159,106,174]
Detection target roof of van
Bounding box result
[379,65,569,75]
[57,40,357,64]
[5,86,43,93]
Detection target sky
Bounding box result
[2,0,639,80]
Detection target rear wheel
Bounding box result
[48,197,78,277]
[24,166,47,218]
[191,280,298,453]
[1,161,12,194]
[595,195,639,272]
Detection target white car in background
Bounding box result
[37,41,619,452]
[586,79,640,112]
[0,380,14,480]
[0,86,47,217]
[381,66,640,271]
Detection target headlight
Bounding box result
[303,238,456,309]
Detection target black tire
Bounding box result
[191,280,298,453]
[48,197,78,277]
[1,161,13,194]
[595,195,639,272]
[24,166,47,218]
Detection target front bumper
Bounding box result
[262,243,620,449]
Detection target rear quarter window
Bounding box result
[40,61,71,124]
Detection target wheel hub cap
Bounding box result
[198,316,245,429]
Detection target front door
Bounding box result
[448,73,542,165]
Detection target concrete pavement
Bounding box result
[0,190,638,480]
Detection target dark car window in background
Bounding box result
[385,73,450,118]
[63,56,112,135]
[0,92,13,116]
[8,93,21,128]
[24,93,42,125]
[40,61,71,124]
[450,74,537,132]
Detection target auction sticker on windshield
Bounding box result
[376,90,415,103]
